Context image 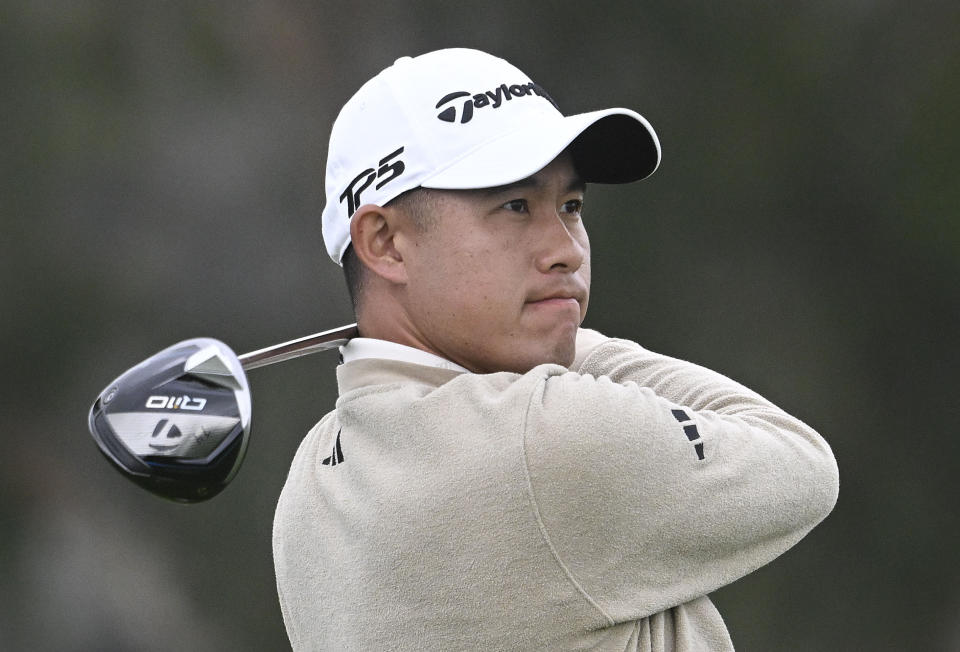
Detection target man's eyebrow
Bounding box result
[477,174,587,196]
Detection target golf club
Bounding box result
[88,323,358,503]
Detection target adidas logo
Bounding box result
[671,409,705,461]
[435,81,559,124]
[321,429,345,466]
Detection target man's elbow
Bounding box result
[789,438,840,532]
[811,446,840,524]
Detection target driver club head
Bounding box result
[88,338,252,503]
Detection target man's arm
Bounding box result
[520,328,839,623]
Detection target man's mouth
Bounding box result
[526,286,586,306]
[528,297,579,307]
[525,288,585,315]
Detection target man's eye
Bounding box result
[562,199,584,215]
[502,199,528,212]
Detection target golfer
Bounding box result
[273,48,839,651]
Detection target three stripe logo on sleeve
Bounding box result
[671,409,705,460]
[321,429,345,467]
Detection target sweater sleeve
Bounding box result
[520,329,839,624]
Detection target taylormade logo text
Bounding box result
[435,81,558,124]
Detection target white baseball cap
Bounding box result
[321,48,661,264]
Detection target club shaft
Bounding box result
[238,323,359,371]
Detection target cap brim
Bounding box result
[420,107,660,190]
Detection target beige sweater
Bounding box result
[273,329,839,651]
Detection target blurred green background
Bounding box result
[2,1,957,650]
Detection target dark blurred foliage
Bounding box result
[1,1,957,650]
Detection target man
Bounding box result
[273,48,838,651]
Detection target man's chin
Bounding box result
[465,325,579,374]
[511,337,577,374]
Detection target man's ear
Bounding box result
[349,203,408,285]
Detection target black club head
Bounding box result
[88,338,252,503]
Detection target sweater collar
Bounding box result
[339,337,471,373]
[336,338,469,396]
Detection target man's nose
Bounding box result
[533,210,586,273]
